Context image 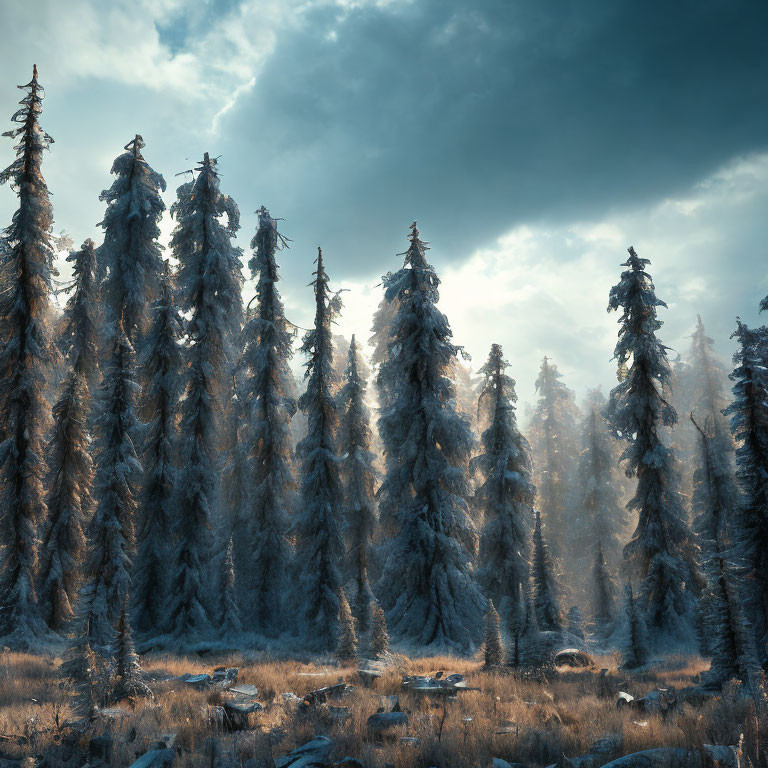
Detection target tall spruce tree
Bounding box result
[687,316,737,530]
[607,246,697,645]
[532,510,563,632]
[692,415,761,690]
[39,239,99,632]
[691,414,736,575]
[295,248,345,650]
[338,335,378,632]
[78,135,166,652]
[573,390,627,572]
[377,223,483,651]
[725,320,768,662]
[528,356,579,561]
[591,540,618,634]
[169,154,243,640]
[470,343,534,619]
[703,555,762,696]
[132,264,182,636]
[690,316,733,441]
[233,206,295,632]
[0,66,56,646]
[80,319,139,651]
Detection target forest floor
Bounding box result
[0,649,759,767]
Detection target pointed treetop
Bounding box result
[195,151,218,176]
[625,245,646,267]
[18,64,42,96]
[124,134,145,155]
[404,221,430,267]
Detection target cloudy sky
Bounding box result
[1,0,767,409]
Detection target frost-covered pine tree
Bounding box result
[621,581,650,669]
[169,154,244,641]
[370,600,390,658]
[336,588,358,662]
[690,413,734,584]
[689,318,737,557]
[295,248,345,650]
[519,595,549,669]
[471,344,534,619]
[508,585,527,668]
[338,335,378,632]
[0,65,56,647]
[233,206,295,633]
[484,600,504,669]
[114,601,150,702]
[39,240,99,632]
[528,356,579,561]
[60,624,99,720]
[132,263,182,637]
[703,554,762,695]
[725,320,768,662]
[377,223,483,651]
[573,390,627,572]
[98,135,166,340]
[219,536,242,637]
[591,540,618,634]
[607,247,698,645]
[80,319,139,651]
[532,510,563,632]
[690,316,733,444]
[78,135,165,653]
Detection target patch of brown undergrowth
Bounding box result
[0,649,756,768]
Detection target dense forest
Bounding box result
[0,64,765,709]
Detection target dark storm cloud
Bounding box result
[222,0,768,279]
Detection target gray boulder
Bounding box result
[367,711,408,736]
[275,736,335,768]
[129,749,175,768]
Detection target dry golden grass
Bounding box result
[0,649,757,768]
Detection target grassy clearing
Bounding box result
[0,650,757,767]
